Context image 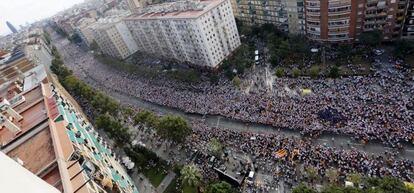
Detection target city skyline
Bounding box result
[0,0,84,35]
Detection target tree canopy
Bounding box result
[181,164,202,187]
[156,115,191,143]
[206,181,236,193]
[359,30,383,47]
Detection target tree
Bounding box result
[305,166,318,185]
[275,67,285,77]
[329,65,340,78]
[277,40,291,60]
[393,40,414,60]
[321,185,345,193]
[156,115,191,143]
[366,177,412,193]
[326,168,339,184]
[69,33,82,44]
[133,110,159,127]
[359,30,383,47]
[232,76,241,88]
[89,40,100,52]
[292,184,318,193]
[180,164,202,187]
[206,181,236,193]
[347,173,362,187]
[292,68,301,78]
[208,138,223,158]
[308,66,320,78]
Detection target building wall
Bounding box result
[304,0,412,42]
[230,0,305,34]
[125,0,241,68]
[93,21,138,59]
[287,0,306,34]
[115,22,139,58]
[402,0,414,39]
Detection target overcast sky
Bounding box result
[0,0,85,36]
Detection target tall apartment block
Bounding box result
[0,52,139,193]
[230,0,306,34]
[231,0,414,41]
[402,0,414,38]
[91,16,139,59]
[305,0,413,42]
[124,0,241,68]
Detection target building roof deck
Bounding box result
[6,128,56,174]
[42,166,64,192]
[0,87,47,146]
[13,86,43,112]
[0,58,34,79]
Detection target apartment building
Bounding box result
[91,17,139,59]
[230,0,306,34]
[75,18,97,47]
[126,0,154,12]
[402,0,414,39]
[305,0,355,42]
[0,53,139,193]
[230,0,413,42]
[124,0,241,68]
[305,0,414,42]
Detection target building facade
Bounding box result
[0,54,139,193]
[124,0,241,68]
[306,0,414,42]
[75,18,97,47]
[231,0,414,42]
[230,0,305,34]
[402,0,414,39]
[91,17,139,59]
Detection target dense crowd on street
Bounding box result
[188,121,414,183]
[56,37,414,148]
[49,34,414,188]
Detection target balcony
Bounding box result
[327,37,350,42]
[328,24,350,29]
[306,16,321,22]
[306,30,321,35]
[328,10,351,16]
[328,2,351,9]
[306,11,321,16]
[364,19,386,25]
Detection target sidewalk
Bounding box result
[156,171,176,193]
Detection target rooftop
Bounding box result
[0,86,47,146]
[124,0,224,20]
[0,152,61,193]
[0,56,139,193]
[6,127,55,174]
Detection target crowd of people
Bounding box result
[57,37,414,148]
[51,36,414,188]
[188,121,414,183]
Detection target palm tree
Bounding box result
[181,164,202,187]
